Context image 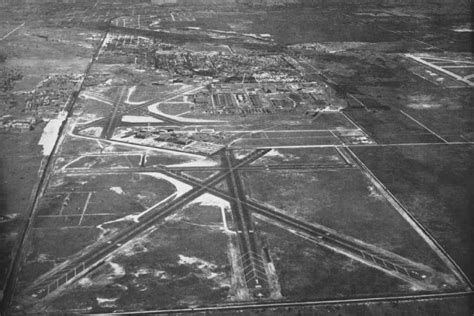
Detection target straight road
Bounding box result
[0,28,112,314]
[0,22,25,41]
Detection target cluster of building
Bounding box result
[153,51,216,77]
[0,72,80,133]
[99,33,155,66]
[191,82,345,116]
[289,43,338,53]
[126,128,225,155]
[24,74,81,115]
[0,67,23,92]
[253,72,299,83]
[94,30,301,87]
[134,128,191,145]
[212,54,298,81]
[151,48,300,83]
[0,115,40,132]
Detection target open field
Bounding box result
[46,203,233,313]
[350,144,474,282]
[232,134,341,148]
[249,147,348,166]
[255,218,409,299]
[242,168,452,274]
[401,108,474,142]
[0,128,45,298]
[14,172,177,295]
[344,109,444,144]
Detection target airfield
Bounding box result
[0,0,473,314]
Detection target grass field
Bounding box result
[159,102,192,116]
[344,109,443,144]
[67,155,141,169]
[74,96,115,119]
[402,108,474,142]
[47,203,232,313]
[242,168,450,273]
[18,172,177,289]
[350,144,474,282]
[0,129,45,294]
[226,8,399,44]
[18,227,101,285]
[249,147,347,166]
[353,85,473,143]
[255,218,409,300]
[57,136,105,156]
[232,135,341,148]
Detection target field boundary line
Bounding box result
[0,22,25,41]
[0,27,111,314]
[347,93,369,112]
[400,110,448,143]
[339,111,372,139]
[344,146,473,289]
[94,291,473,315]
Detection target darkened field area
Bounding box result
[344,109,443,144]
[255,218,409,299]
[351,144,474,283]
[0,130,44,298]
[242,168,450,273]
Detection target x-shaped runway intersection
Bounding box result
[23,147,454,303]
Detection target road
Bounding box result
[0,22,25,41]
[0,27,112,314]
[88,291,474,315]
